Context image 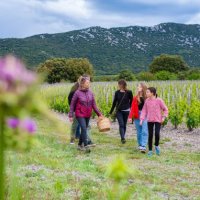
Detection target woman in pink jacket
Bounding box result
[69,76,103,153]
[140,87,168,156]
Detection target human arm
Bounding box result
[68,91,74,106]
[160,99,169,122]
[129,90,133,106]
[68,91,78,119]
[140,101,148,125]
[92,94,102,117]
[109,91,117,114]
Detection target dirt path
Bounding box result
[56,112,200,153]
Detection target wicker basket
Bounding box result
[97,117,111,132]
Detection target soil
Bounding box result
[56,112,200,153]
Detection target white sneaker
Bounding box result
[140,147,146,153]
[138,146,142,150]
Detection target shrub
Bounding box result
[186,99,200,131]
[149,54,189,73]
[155,70,177,80]
[136,72,156,81]
[169,99,187,129]
[37,58,94,83]
[118,70,136,81]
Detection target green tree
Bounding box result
[65,58,94,82]
[136,72,156,81]
[149,54,189,73]
[118,70,136,81]
[155,70,177,80]
[37,58,93,83]
[186,68,200,80]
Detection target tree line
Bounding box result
[37,54,200,83]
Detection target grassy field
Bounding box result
[5,117,200,200]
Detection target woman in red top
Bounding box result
[129,83,148,153]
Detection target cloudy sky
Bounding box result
[0,0,200,38]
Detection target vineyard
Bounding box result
[4,80,200,199]
[41,81,200,131]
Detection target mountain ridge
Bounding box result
[0,22,200,74]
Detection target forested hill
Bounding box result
[0,23,200,74]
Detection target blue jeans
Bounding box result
[76,124,80,139]
[76,121,91,143]
[77,117,90,146]
[87,123,92,142]
[134,112,148,148]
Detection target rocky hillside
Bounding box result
[0,23,200,74]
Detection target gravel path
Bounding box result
[56,112,200,153]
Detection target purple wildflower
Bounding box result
[0,56,37,92]
[21,118,37,134]
[7,118,20,129]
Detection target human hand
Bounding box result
[98,115,104,120]
[161,117,165,124]
[140,120,143,126]
[69,117,73,122]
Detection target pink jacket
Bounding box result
[69,89,101,118]
[140,97,168,123]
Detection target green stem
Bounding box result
[0,109,5,200]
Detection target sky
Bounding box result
[0,0,200,38]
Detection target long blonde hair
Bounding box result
[136,82,147,102]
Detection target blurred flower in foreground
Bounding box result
[6,118,20,129]
[0,55,59,150]
[6,118,37,135]
[0,55,62,199]
[0,56,36,94]
[21,118,37,134]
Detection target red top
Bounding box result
[128,96,139,119]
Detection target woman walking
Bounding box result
[128,83,148,153]
[68,82,81,144]
[69,76,103,152]
[140,87,168,156]
[109,80,133,144]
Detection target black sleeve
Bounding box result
[109,91,118,114]
[129,90,133,106]
[68,91,75,106]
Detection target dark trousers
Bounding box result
[77,117,90,146]
[148,122,161,151]
[116,111,129,140]
[76,124,81,139]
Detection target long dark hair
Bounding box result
[70,82,79,92]
[147,87,158,98]
[118,79,127,90]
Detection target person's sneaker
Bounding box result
[121,139,126,144]
[84,146,91,153]
[70,138,75,145]
[140,147,146,153]
[155,146,160,155]
[147,151,153,157]
[77,145,83,151]
[138,146,142,150]
[87,141,96,147]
